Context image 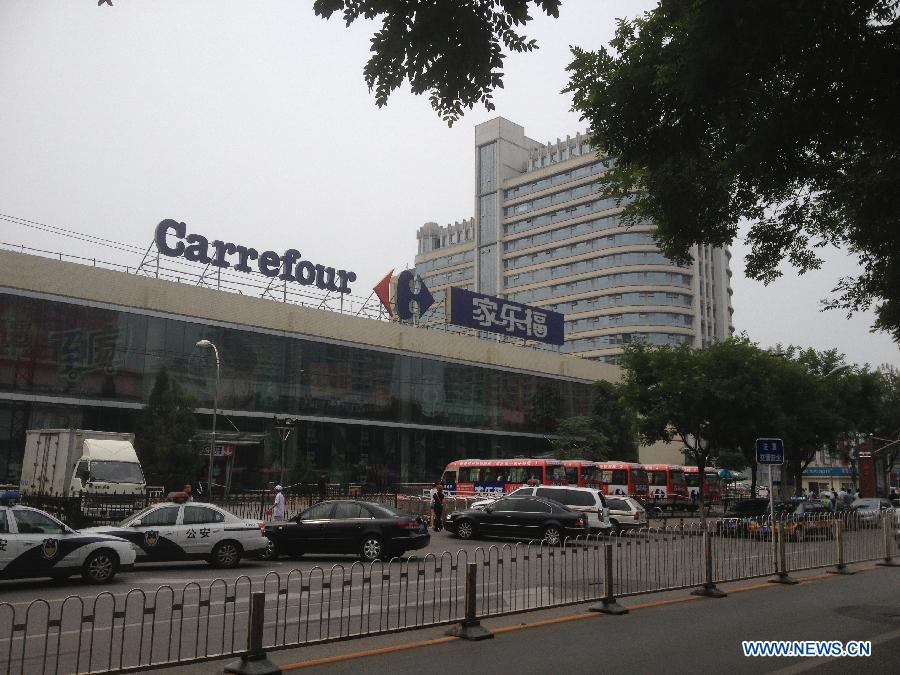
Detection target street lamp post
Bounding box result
[196,339,220,500]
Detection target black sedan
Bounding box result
[445,496,589,545]
[261,500,430,562]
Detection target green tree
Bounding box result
[135,366,199,491]
[313,0,560,124]
[590,379,638,461]
[552,416,605,460]
[551,380,638,461]
[530,386,562,433]
[620,337,795,520]
[565,0,900,340]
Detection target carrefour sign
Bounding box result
[155,219,357,294]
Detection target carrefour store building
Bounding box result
[0,249,616,490]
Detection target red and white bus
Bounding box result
[644,464,688,501]
[560,460,602,488]
[440,458,567,496]
[682,466,722,502]
[594,461,650,498]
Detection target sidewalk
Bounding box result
[154,561,895,674]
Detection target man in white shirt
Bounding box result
[273,484,286,520]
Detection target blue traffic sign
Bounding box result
[755,438,784,465]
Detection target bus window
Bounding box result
[549,465,567,484]
[670,470,685,488]
[458,467,479,482]
[631,468,649,485]
[612,469,628,485]
[564,466,579,485]
[647,470,666,486]
[582,465,600,485]
[508,466,528,483]
[441,469,457,484]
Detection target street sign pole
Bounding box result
[756,438,785,574]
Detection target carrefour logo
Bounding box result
[155,220,357,294]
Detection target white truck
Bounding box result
[19,429,146,499]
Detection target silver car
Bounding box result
[606,496,648,533]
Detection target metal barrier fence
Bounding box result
[1,510,895,674]
[19,494,154,529]
[210,492,399,521]
[0,539,606,675]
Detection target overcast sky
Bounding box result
[1,1,897,368]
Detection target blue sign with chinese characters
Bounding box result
[755,438,785,465]
[447,287,564,345]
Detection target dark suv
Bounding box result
[716,499,779,536]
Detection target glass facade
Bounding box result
[505,231,658,268]
[561,332,693,353]
[479,194,497,244]
[549,291,693,314]
[416,249,475,274]
[506,251,675,287]
[566,312,694,334]
[504,159,615,200]
[478,143,497,194]
[0,293,594,484]
[502,195,635,233]
[479,245,498,295]
[507,272,693,304]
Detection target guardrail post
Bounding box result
[876,510,899,567]
[224,591,281,674]
[589,543,629,614]
[446,562,494,640]
[769,520,798,585]
[691,528,727,597]
[829,519,853,575]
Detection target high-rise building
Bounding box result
[415,117,734,362]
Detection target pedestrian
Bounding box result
[317,473,328,503]
[183,483,193,502]
[431,483,445,532]
[273,484,286,520]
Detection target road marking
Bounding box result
[276,566,887,671]
[279,636,459,670]
[769,624,900,674]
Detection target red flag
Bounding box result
[373,269,394,317]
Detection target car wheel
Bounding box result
[81,549,119,584]
[609,519,620,535]
[359,536,383,563]
[257,538,279,561]
[210,541,243,568]
[543,526,562,546]
[455,519,475,540]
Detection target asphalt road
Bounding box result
[0,526,888,674]
[300,564,900,675]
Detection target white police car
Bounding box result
[84,501,268,568]
[0,503,136,583]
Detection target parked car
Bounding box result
[606,496,648,533]
[0,502,135,583]
[747,500,836,541]
[848,498,895,528]
[716,499,788,537]
[261,500,430,563]
[84,501,268,568]
[474,486,610,533]
[445,495,589,545]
